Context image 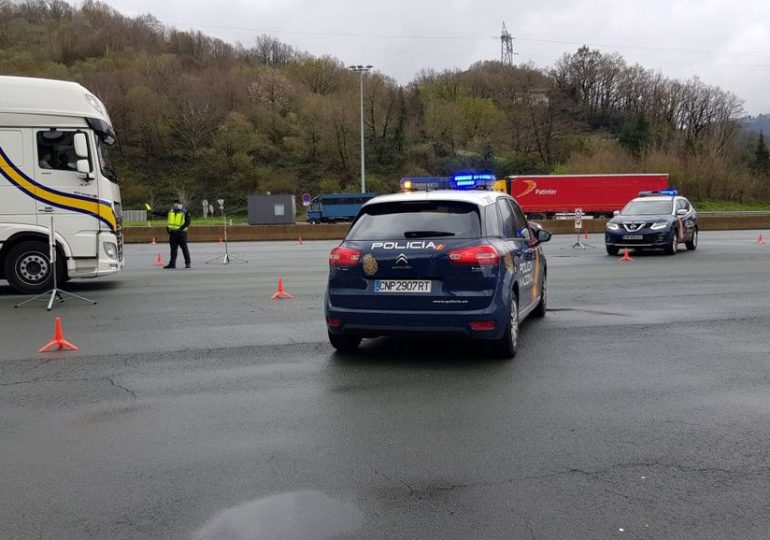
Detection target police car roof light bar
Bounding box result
[639,189,678,197]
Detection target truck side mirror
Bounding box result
[76,159,92,179]
[73,132,89,158]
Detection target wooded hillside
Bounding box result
[2,0,768,210]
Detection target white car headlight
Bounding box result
[650,222,668,230]
[103,242,118,259]
[606,223,620,231]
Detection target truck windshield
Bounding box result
[622,200,673,215]
[97,139,118,183]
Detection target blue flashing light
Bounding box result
[639,189,678,197]
[452,173,496,189]
[454,179,477,187]
[453,173,496,182]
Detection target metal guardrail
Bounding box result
[122,209,147,222]
[698,210,770,216]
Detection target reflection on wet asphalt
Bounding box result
[193,491,364,540]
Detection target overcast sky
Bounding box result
[107,0,770,115]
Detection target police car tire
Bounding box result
[606,246,619,256]
[685,229,698,251]
[491,293,519,358]
[665,232,678,255]
[4,240,63,295]
[532,275,547,318]
[328,332,361,353]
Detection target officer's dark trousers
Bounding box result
[169,231,191,267]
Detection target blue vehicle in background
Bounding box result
[307,193,377,223]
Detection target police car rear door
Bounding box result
[496,198,536,312]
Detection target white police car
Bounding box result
[605,190,698,255]
[325,190,551,357]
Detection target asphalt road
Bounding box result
[1,231,769,539]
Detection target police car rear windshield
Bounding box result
[347,201,481,240]
[622,200,673,215]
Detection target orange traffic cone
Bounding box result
[756,234,766,245]
[297,236,303,245]
[618,248,633,262]
[271,278,294,300]
[39,317,79,352]
[154,253,164,266]
[151,237,156,245]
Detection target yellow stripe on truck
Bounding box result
[0,147,117,231]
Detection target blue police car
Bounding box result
[325,190,552,357]
[605,190,698,255]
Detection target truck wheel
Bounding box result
[490,293,519,358]
[328,332,361,353]
[685,228,698,251]
[4,241,61,294]
[606,246,619,256]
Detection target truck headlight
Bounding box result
[650,222,668,230]
[606,223,620,231]
[103,242,118,259]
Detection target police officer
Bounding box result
[150,199,191,269]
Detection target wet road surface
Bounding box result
[1,231,769,538]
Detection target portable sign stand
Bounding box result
[571,208,593,249]
[205,199,248,265]
[14,212,97,310]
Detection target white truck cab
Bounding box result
[0,76,124,294]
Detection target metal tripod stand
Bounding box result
[571,229,594,249]
[15,214,97,311]
[205,209,247,265]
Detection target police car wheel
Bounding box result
[491,293,519,358]
[685,229,698,251]
[606,246,619,256]
[532,274,547,318]
[5,240,62,294]
[665,232,678,255]
[328,332,361,353]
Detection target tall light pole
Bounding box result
[349,64,372,193]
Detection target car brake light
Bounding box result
[470,320,496,331]
[448,245,499,265]
[329,246,362,266]
[326,317,342,327]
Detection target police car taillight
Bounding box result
[448,245,499,265]
[329,246,362,266]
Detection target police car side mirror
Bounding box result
[536,229,552,243]
[676,208,687,216]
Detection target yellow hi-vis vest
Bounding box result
[167,210,185,231]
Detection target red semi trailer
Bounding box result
[503,174,670,218]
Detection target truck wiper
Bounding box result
[404,230,456,238]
